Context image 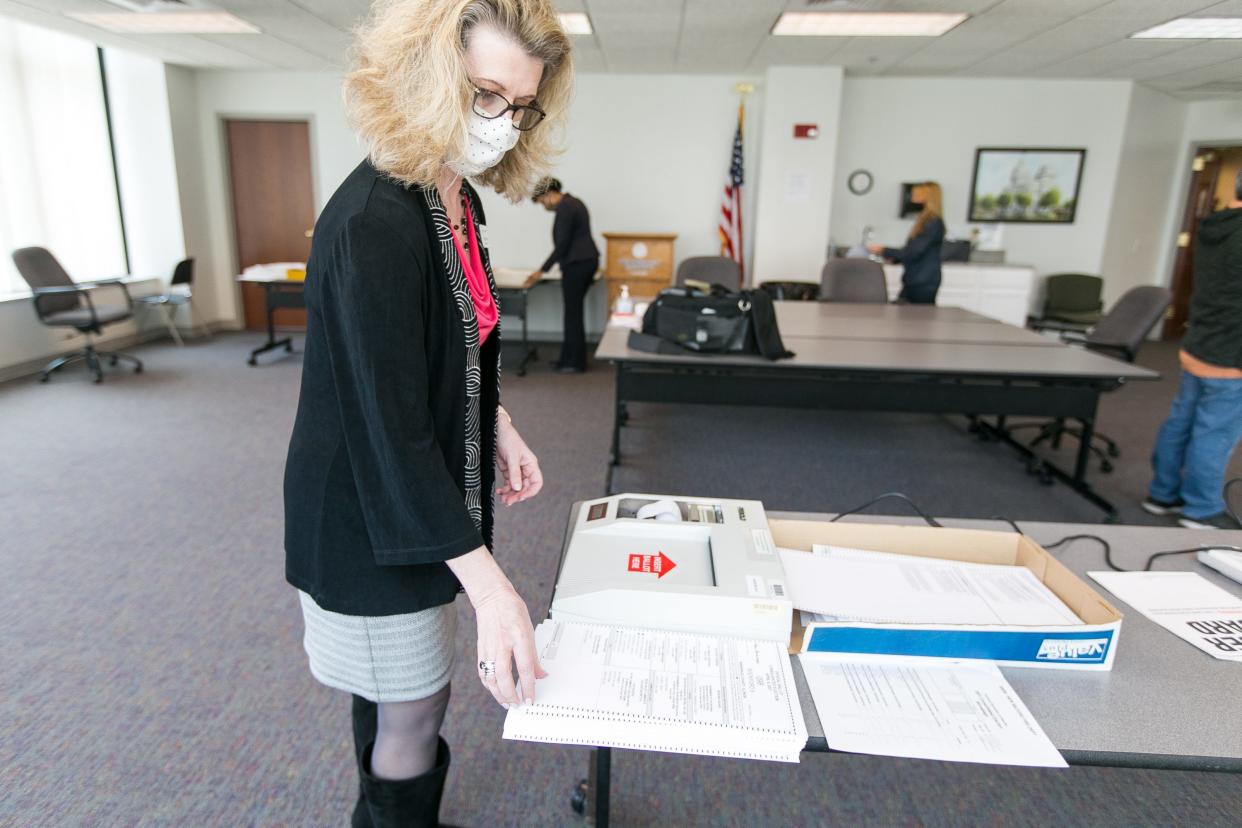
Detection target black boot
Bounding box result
[351,695,378,828]
[359,738,451,828]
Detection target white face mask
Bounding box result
[448,112,520,177]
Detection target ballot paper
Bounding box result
[777,545,1081,626]
[1089,571,1242,662]
[503,620,808,762]
[800,653,1067,768]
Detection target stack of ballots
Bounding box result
[502,619,808,763]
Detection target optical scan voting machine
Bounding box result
[550,493,793,641]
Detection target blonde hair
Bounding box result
[910,181,943,239]
[344,0,573,201]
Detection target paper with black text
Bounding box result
[777,545,1080,626]
[1089,571,1242,662]
[503,620,807,762]
[800,652,1067,767]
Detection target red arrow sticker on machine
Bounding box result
[627,551,677,579]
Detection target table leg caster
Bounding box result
[570,778,588,815]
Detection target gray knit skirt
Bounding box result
[297,591,457,703]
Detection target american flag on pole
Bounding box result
[718,102,745,284]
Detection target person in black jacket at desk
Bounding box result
[283,2,572,825]
[532,177,599,372]
[869,181,946,304]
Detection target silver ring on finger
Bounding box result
[478,659,497,678]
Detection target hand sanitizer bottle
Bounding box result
[615,284,634,315]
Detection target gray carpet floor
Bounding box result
[1,331,1239,827]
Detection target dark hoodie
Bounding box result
[1184,207,1242,370]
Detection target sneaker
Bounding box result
[1141,496,1184,516]
[1178,512,1242,530]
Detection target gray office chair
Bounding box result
[675,256,742,292]
[819,258,888,303]
[137,258,199,346]
[11,246,144,383]
[1014,285,1171,472]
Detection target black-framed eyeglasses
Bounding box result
[471,86,546,131]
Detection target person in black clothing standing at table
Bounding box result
[531,176,599,372]
[283,2,572,825]
[869,181,946,304]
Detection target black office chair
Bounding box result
[11,246,144,383]
[1013,285,1171,472]
[819,258,888,303]
[675,256,741,292]
[137,258,199,346]
[759,281,820,301]
[1029,273,1104,332]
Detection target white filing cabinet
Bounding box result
[882,263,1041,326]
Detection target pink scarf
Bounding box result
[449,200,497,343]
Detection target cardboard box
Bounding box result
[771,518,1123,671]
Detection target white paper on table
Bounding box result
[776,546,1080,626]
[1089,571,1242,662]
[800,652,1067,767]
[503,620,807,762]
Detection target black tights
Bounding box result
[364,684,450,781]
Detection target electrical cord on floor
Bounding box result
[829,492,942,527]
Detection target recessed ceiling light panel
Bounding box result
[65,11,260,34]
[773,12,968,37]
[559,12,593,36]
[1131,18,1242,39]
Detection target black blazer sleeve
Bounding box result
[320,212,484,566]
[541,204,575,273]
[885,217,945,264]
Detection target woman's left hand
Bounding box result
[866,243,884,254]
[496,409,543,506]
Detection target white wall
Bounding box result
[178,71,763,335]
[750,66,844,285]
[1183,100,1242,145]
[479,74,763,275]
[832,78,1131,279]
[1098,85,1187,306]
[104,48,186,280]
[170,67,1241,340]
[185,71,360,326]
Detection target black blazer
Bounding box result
[885,216,945,290]
[541,193,600,272]
[284,161,499,616]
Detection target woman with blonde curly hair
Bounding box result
[282,1,572,824]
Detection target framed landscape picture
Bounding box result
[968,147,1086,224]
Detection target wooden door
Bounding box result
[1163,149,1223,339]
[226,119,315,330]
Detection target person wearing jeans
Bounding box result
[1144,171,1242,529]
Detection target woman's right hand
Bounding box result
[446,546,547,708]
[472,584,547,707]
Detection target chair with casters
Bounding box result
[675,256,742,292]
[1009,285,1171,473]
[137,258,201,346]
[1030,273,1104,332]
[819,258,888,303]
[11,246,144,384]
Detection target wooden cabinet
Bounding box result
[602,232,677,308]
